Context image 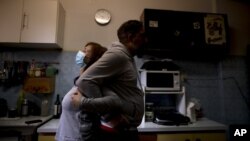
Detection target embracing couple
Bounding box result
[55,20,146,141]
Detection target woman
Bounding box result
[55,42,110,141]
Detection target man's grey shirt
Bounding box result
[76,41,144,127]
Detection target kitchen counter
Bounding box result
[0,115,53,135]
[138,118,227,132]
[37,118,227,133]
[0,115,53,127]
[37,118,228,141]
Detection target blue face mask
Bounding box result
[75,50,86,67]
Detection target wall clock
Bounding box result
[94,9,111,25]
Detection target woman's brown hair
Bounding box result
[74,42,107,85]
[84,42,107,70]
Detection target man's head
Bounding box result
[117,20,145,56]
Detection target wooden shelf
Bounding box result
[23,77,55,94]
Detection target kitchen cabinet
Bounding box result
[141,8,229,60]
[0,0,23,43]
[37,118,227,141]
[37,133,226,141]
[38,134,54,141]
[138,118,227,141]
[157,132,226,141]
[0,0,65,48]
[139,134,157,141]
[38,134,157,141]
[0,115,53,141]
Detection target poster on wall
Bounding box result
[204,14,227,45]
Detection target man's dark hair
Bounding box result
[117,20,143,44]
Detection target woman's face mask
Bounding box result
[75,50,86,67]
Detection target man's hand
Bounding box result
[71,90,83,109]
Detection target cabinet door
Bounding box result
[21,0,58,43]
[194,133,226,141]
[0,0,23,42]
[38,134,55,141]
[158,134,193,141]
[157,133,226,141]
[139,134,157,141]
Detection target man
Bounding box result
[72,20,146,141]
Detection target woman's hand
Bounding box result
[71,90,83,109]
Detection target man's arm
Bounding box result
[75,50,127,111]
[74,87,123,113]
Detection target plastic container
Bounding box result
[21,99,29,116]
[46,66,56,77]
[41,99,49,116]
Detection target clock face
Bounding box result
[95,9,111,25]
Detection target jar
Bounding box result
[145,102,154,122]
[35,68,41,77]
[28,68,35,77]
[40,68,46,77]
[8,108,17,118]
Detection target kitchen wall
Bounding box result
[0,51,249,126]
[0,51,80,113]
[0,0,249,126]
[60,0,249,56]
[60,0,214,51]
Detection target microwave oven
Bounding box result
[140,70,181,91]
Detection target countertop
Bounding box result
[0,115,53,135]
[0,115,53,127]
[37,118,227,133]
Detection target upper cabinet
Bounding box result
[140,9,229,60]
[0,0,23,43]
[0,0,65,49]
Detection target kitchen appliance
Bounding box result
[140,60,181,92]
[140,70,181,91]
[153,107,190,125]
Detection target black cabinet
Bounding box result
[140,9,229,60]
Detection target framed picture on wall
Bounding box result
[204,14,227,45]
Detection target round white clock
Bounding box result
[95,9,111,25]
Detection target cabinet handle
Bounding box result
[22,13,29,29]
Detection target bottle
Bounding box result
[21,99,29,117]
[29,59,36,77]
[53,94,61,118]
[145,103,154,122]
[16,90,24,116]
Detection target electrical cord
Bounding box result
[185,76,250,111]
[222,76,250,110]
